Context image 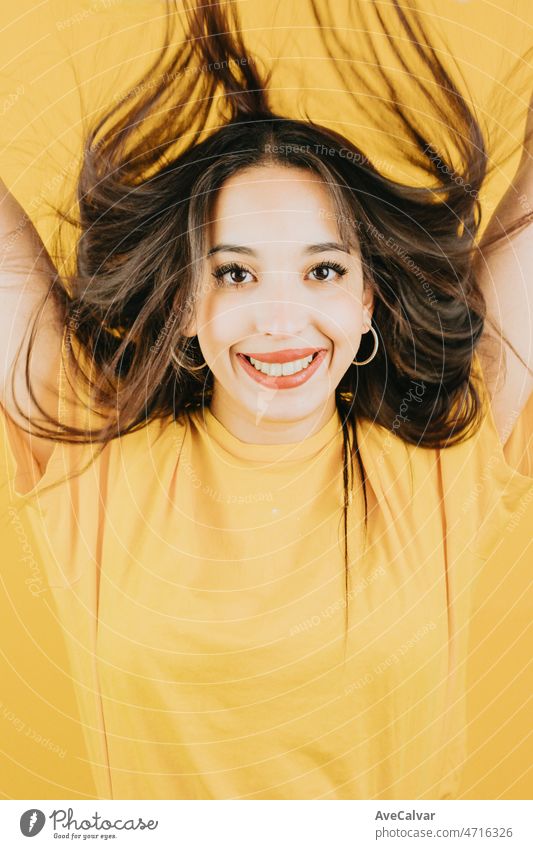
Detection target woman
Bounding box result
[1,0,532,799]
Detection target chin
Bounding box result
[245,392,329,423]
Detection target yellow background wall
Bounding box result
[0,0,531,799]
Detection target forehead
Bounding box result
[208,165,345,247]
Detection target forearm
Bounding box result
[0,178,64,448]
[473,96,533,440]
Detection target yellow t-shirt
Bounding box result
[1,365,532,800]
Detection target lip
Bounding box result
[239,347,325,364]
[236,349,328,389]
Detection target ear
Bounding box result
[181,316,197,338]
[362,284,375,332]
[180,300,197,338]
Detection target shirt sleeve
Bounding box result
[466,353,533,562]
[0,332,102,503]
[502,391,533,479]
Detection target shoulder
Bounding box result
[97,412,189,492]
[469,351,533,481]
[114,413,188,458]
[355,361,532,561]
[434,355,533,566]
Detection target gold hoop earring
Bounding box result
[352,324,379,366]
[170,347,209,372]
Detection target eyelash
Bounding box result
[211,260,350,289]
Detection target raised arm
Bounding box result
[0,178,66,479]
[474,96,533,444]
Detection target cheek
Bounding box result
[196,298,243,358]
[320,294,363,350]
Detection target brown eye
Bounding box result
[229,268,249,284]
[312,265,331,281]
[211,262,253,288]
[309,261,349,282]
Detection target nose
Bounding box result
[252,277,307,337]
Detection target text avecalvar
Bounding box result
[375,811,436,821]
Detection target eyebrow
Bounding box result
[206,240,351,257]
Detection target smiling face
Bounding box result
[184,164,374,443]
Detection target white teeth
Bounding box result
[248,354,315,376]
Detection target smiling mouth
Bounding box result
[241,351,321,377]
[235,349,328,388]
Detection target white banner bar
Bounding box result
[1,799,532,847]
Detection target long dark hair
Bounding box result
[10,0,533,638]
